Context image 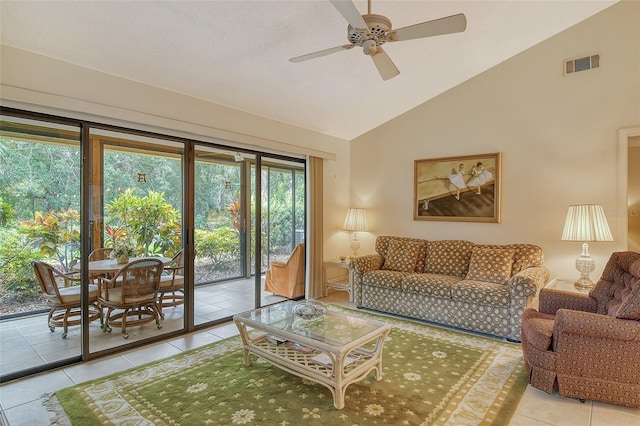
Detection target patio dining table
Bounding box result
[78,256,172,275]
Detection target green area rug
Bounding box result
[49,306,528,425]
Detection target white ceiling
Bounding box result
[0,0,617,141]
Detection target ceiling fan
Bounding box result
[290,0,467,81]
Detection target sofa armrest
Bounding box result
[554,308,640,342]
[350,254,383,306]
[538,288,597,315]
[508,266,549,299]
[350,254,384,273]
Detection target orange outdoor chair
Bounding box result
[32,261,103,338]
[264,243,305,298]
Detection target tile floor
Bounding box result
[1,291,639,425]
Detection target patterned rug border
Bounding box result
[48,304,528,425]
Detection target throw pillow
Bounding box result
[465,247,515,284]
[382,239,422,273]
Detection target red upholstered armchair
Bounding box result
[520,251,640,408]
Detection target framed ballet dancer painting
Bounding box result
[414,153,501,223]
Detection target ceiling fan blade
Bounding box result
[329,0,368,30]
[370,48,400,81]
[289,44,355,62]
[386,13,467,42]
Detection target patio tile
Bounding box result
[0,334,30,352]
[0,344,42,366]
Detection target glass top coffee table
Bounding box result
[233,301,391,409]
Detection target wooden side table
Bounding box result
[546,277,590,293]
[323,259,353,302]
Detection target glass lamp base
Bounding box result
[574,278,595,290]
[574,243,596,290]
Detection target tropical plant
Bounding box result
[0,228,41,296]
[0,196,13,226]
[105,225,134,259]
[194,226,241,270]
[227,199,241,233]
[105,189,181,256]
[18,208,81,272]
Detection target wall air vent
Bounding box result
[564,54,600,75]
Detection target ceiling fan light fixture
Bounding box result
[363,39,378,55]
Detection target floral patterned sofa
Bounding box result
[351,236,549,341]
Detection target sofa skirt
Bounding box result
[361,284,518,340]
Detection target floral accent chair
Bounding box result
[521,251,640,408]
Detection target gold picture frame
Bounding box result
[414,153,501,223]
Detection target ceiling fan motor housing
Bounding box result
[347,13,392,55]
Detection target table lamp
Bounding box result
[343,208,368,258]
[561,204,613,290]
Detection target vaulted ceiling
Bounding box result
[0,1,617,140]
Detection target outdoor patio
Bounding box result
[0,277,287,378]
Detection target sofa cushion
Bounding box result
[451,279,511,306]
[465,247,515,284]
[424,240,474,278]
[401,273,460,297]
[376,236,428,272]
[362,270,413,290]
[477,243,544,275]
[382,239,425,272]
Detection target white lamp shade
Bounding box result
[343,208,368,232]
[561,204,613,242]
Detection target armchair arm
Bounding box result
[553,309,640,387]
[538,289,597,315]
[53,269,81,288]
[554,308,640,342]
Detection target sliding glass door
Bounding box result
[87,128,185,353]
[193,146,252,324]
[0,107,308,382]
[0,114,82,378]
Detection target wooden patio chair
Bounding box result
[32,261,103,338]
[88,247,114,283]
[99,258,164,339]
[158,249,185,318]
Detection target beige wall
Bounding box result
[349,1,640,280]
[629,141,640,252]
[2,2,639,276]
[0,45,351,259]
